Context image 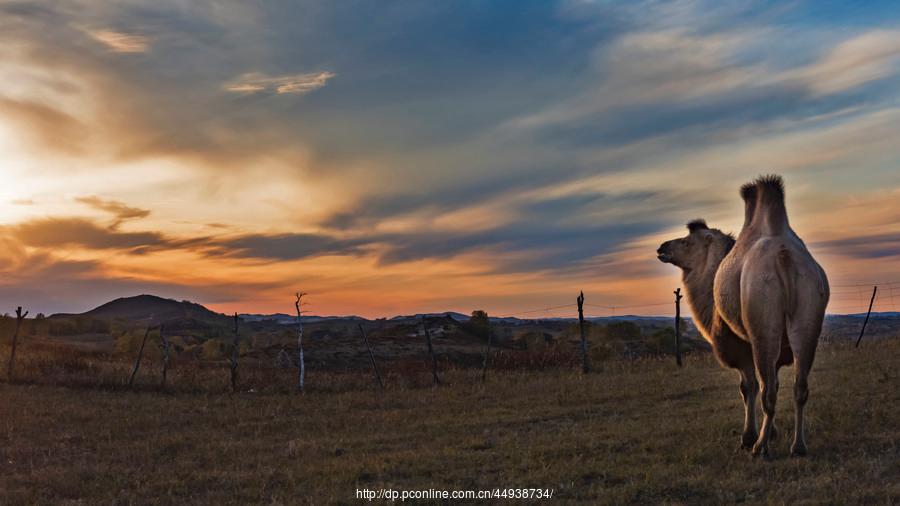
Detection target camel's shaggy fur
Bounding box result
[658,176,829,458]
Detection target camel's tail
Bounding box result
[749,174,788,235]
[775,246,796,319]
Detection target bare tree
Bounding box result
[6,307,28,382]
[294,292,307,393]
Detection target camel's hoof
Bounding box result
[790,443,807,457]
[740,432,758,451]
[751,443,771,461]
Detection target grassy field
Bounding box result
[1,340,899,505]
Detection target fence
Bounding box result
[1,279,896,392]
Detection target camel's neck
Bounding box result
[681,251,723,340]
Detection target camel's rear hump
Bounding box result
[750,175,789,236]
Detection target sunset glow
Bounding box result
[1,1,899,318]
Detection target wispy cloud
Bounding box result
[75,195,151,228]
[789,30,900,96]
[86,29,149,53]
[224,71,335,95]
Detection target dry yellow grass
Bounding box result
[1,340,899,504]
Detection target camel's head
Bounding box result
[657,219,735,272]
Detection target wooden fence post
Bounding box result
[855,286,878,348]
[674,288,683,367]
[422,316,441,385]
[295,292,306,393]
[159,324,169,389]
[481,318,492,383]
[6,307,28,382]
[358,324,384,389]
[129,326,153,388]
[230,313,239,393]
[577,291,590,374]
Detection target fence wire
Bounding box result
[495,280,896,320]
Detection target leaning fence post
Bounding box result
[294,292,307,393]
[6,307,28,382]
[359,324,384,389]
[674,288,683,367]
[855,286,878,348]
[159,324,169,389]
[422,316,441,385]
[229,313,239,393]
[577,291,590,373]
[481,318,492,382]
[129,326,153,388]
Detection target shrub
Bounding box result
[201,339,226,359]
[115,331,162,359]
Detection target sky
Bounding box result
[1,0,899,318]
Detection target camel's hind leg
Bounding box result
[752,343,778,457]
[743,289,785,458]
[787,321,820,457]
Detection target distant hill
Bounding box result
[42,295,234,340]
[53,294,229,325]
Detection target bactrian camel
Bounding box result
[657,175,829,459]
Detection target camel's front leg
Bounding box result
[738,368,758,450]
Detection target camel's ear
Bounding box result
[687,219,708,233]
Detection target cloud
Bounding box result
[5,216,367,262]
[224,71,335,95]
[814,232,900,260]
[75,195,151,227]
[792,30,900,96]
[86,28,150,53]
[0,3,332,171]
[11,218,173,252]
[0,235,286,314]
[0,97,86,154]
[506,25,900,152]
[207,233,370,260]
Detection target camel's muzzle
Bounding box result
[657,245,673,263]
